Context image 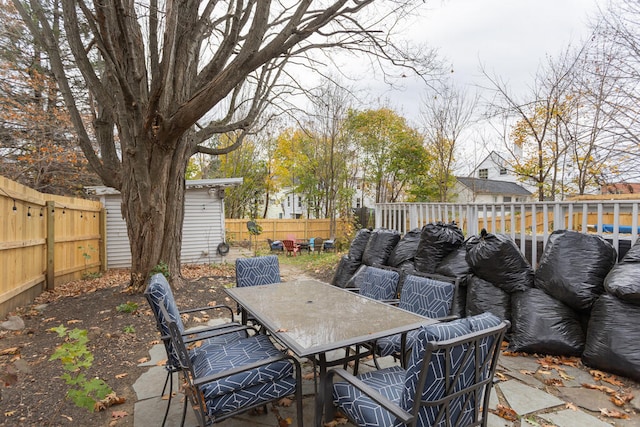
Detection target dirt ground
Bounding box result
[0,262,333,427]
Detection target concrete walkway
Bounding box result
[133,248,640,426]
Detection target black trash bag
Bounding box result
[361,228,401,267]
[451,280,467,319]
[466,229,533,293]
[348,228,372,262]
[535,230,617,311]
[604,240,640,305]
[466,275,511,322]
[387,228,421,267]
[436,245,472,278]
[414,222,465,274]
[509,288,585,356]
[582,294,640,382]
[345,264,369,289]
[331,256,361,288]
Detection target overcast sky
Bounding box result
[375,0,606,126]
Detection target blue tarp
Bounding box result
[601,224,640,234]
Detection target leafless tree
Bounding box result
[11,0,438,291]
[420,80,477,201]
[481,48,579,201]
[591,0,640,182]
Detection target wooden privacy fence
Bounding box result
[0,177,104,318]
[225,218,351,245]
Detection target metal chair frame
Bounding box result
[160,303,304,427]
[326,319,509,427]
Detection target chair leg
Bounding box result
[161,368,173,427]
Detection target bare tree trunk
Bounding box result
[120,131,191,292]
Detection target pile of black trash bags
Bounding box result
[331,224,640,382]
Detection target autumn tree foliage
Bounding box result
[11,0,436,291]
[0,1,98,195]
[344,108,430,203]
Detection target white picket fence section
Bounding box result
[374,201,640,266]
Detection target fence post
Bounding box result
[46,201,55,290]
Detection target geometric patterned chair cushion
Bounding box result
[359,266,400,301]
[145,273,245,368]
[375,274,456,358]
[401,314,503,427]
[332,365,406,426]
[398,275,455,319]
[235,255,281,287]
[332,313,504,427]
[192,334,297,417]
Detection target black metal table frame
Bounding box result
[225,280,435,427]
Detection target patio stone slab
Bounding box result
[498,380,564,415]
[132,365,175,400]
[138,343,165,367]
[487,412,514,427]
[541,409,614,427]
[556,386,620,414]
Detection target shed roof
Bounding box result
[456,177,531,196]
[85,177,243,196]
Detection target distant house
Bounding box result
[454,177,533,204]
[86,178,242,268]
[472,151,537,193]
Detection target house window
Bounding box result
[479,168,488,179]
[297,198,302,208]
[287,196,291,207]
[503,196,512,203]
[356,197,361,208]
[499,167,507,175]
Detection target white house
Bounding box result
[471,151,537,193]
[262,176,376,219]
[86,178,242,268]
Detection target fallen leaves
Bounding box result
[111,410,128,419]
[323,413,349,426]
[115,373,128,379]
[543,378,564,386]
[582,383,635,408]
[489,404,518,421]
[278,397,293,407]
[590,370,625,386]
[94,392,126,412]
[599,408,630,419]
[0,347,20,356]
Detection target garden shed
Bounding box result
[86,178,242,268]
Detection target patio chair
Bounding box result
[267,238,284,253]
[326,313,509,427]
[345,265,401,372]
[282,239,300,256]
[235,255,281,325]
[145,273,250,426]
[159,303,304,427]
[374,273,460,368]
[353,265,401,302]
[313,237,324,253]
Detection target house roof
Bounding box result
[456,177,532,196]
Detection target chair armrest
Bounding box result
[326,368,413,424]
[435,314,460,322]
[179,304,235,319]
[193,354,300,387]
[182,324,256,344]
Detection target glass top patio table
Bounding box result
[224,279,435,358]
